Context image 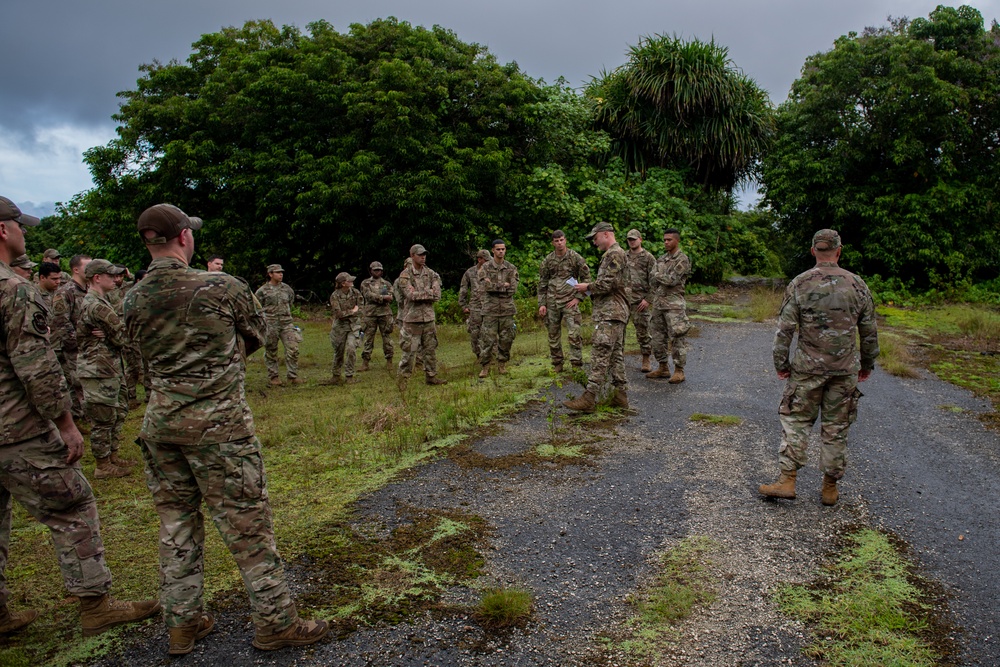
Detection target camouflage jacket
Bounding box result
[399,265,441,323]
[478,259,519,316]
[774,262,879,376]
[77,290,126,379]
[360,277,393,317]
[591,243,629,323]
[626,248,656,304]
[392,276,406,321]
[124,257,266,446]
[651,249,690,310]
[254,282,295,326]
[538,249,590,307]
[39,287,56,311]
[50,278,87,352]
[330,287,363,326]
[0,263,71,444]
[459,264,484,312]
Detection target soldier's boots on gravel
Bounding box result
[641,355,651,373]
[252,618,329,651]
[80,594,161,637]
[821,474,839,506]
[609,389,629,409]
[479,365,490,379]
[0,605,38,634]
[645,365,671,379]
[169,613,215,656]
[95,457,131,480]
[758,469,797,499]
[563,390,597,413]
[668,367,686,384]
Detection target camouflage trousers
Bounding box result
[58,349,85,419]
[478,314,516,365]
[264,322,300,380]
[396,318,425,367]
[0,429,112,607]
[81,376,128,460]
[627,301,652,356]
[362,314,394,362]
[330,320,361,378]
[778,372,863,479]
[398,321,438,378]
[650,308,690,368]
[466,310,484,358]
[138,436,296,631]
[544,301,582,366]
[587,320,627,395]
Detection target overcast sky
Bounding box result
[5,0,1000,216]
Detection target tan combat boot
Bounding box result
[168,613,215,655]
[821,474,840,506]
[0,605,38,634]
[79,594,161,637]
[110,452,136,469]
[345,376,358,385]
[563,390,596,413]
[497,362,507,375]
[552,362,564,373]
[359,359,370,372]
[386,358,394,369]
[253,618,330,651]
[426,376,447,385]
[289,377,304,385]
[94,457,130,480]
[610,389,629,409]
[645,365,670,379]
[668,367,686,384]
[329,375,345,386]
[641,354,651,373]
[269,377,283,387]
[759,469,797,499]
[478,365,490,379]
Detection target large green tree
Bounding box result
[762,5,1000,285]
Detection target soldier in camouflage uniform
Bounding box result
[359,262,394,371]
[394,257,424,370]
[459,250,490,359]
[477,240,519,377]
[9,254,36,280]
[329,272,363,384]
[624,229,655,372]
[760,229,879,507]
[44,248,72,283]
[537,230,590,373]
[0,195,160,637]
[397,244,447,389]
[254,264,301,386]
[124,204,327,654]
[51,254,92,420]
[38,261,62,310]
[646,229,691,384]
[564,222,630,412]
[77,260,134,479]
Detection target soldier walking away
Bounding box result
[255,264,301,386]
[124,203,328,655]
[564,222,630,412]
[0,195,160,638]
[477,239,519,378]
[397,244,447,389]
[624,229,655,372]
[759,229,879,506]
[538,230,590,373]
[459,249,490,360]
[646,228,691,384]
[359,262,394,371]
[51,253,92,422]
[330,272,363,384]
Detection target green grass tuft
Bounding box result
[689,413,742,426]
[477,587,534,628]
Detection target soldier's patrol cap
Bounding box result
[137,204,203,244]
[0,196,40,227]
[409,244,428,256]
[10,254,37,270]
[43,248,61,260]
[626,228,642,240]
[812,229,841,251]
[585,221,614,240]
[476,249,490,260]
[336,271,356,284]
[85,259,126,278]
[370,261,383,271]
[267,264,285,274]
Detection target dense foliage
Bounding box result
[761,5,1000,287]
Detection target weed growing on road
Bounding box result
[748,286,783,321]
[477,587,534,628]
[877,332,921,378]
[689,413,742,425]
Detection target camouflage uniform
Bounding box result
[330,287,363,379]
[650,249,691,370]
[626,246,656,356]
[253,282,299,382]
[538,249,590,367]
[458,262,486,358]
[360,276,394,364]
[77,290,128,460]
[773,262,879,479]
[586,243,629,395]
[397,264,442,380]
[477,258,519,366]
[0,264,113,608]
[51,279,88,418]
[113,284,144,402]
[124,257,297,632]
[392,268,420,367]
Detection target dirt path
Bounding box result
[99,320,1000,666]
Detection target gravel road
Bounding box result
[97,320,1000,666]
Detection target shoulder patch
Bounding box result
[32,311,48,335]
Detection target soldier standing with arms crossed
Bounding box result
[359,262,394,371]
[537,230,590,373]
[477,239,519,378]
[624,229,656,373]
[646,228,691,383]
[459,249,490,360]
[255,264,301,386]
